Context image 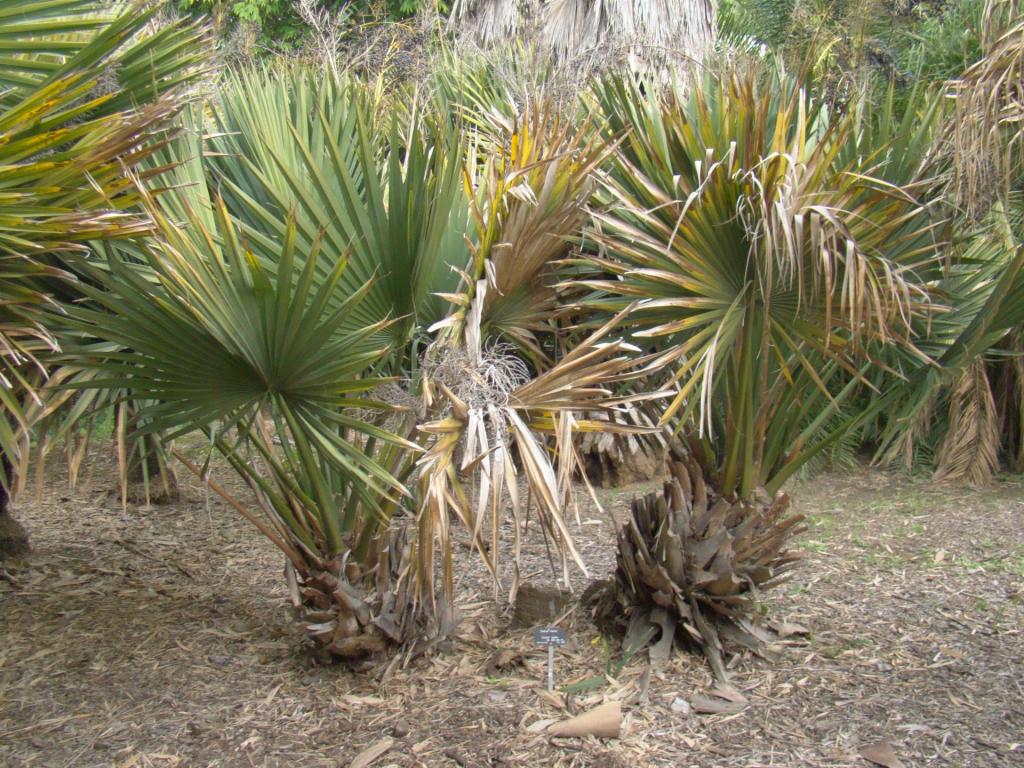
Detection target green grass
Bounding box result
[863,552,909,570]
[798,539,829,553]
[923,547,1024,577]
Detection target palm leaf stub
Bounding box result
[597,455,805,680]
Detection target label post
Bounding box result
[532,627,568,692]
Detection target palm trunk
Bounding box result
[287,526,454,661]
[0,452,29,559]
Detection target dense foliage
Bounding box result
[2,0,1022,674]
[176,0,430,49]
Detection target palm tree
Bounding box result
[853,9,1024,485]
[62,194,435,656]
[0,0,205,557]
[450,0,716,75]
[584,61,943,677]
[60,68,651,656]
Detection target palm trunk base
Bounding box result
[297,568,392,659]
[0,510,30,559]
[1,451,28,559]
[581,444,666,487]
[596,456,806,679]
[290,528,453,662]
[123,472,180,506]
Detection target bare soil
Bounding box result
[1,449,1022,767]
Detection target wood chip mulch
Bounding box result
[1,450,1022,767]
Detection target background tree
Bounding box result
[450,0,716,75]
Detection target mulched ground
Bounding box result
[1,447,1022,768]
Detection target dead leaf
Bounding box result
[548,701,622,738]
[768,619,810,637]
[350,737,394,768]
[538,690,566,710]
[483,648,523,677]
[859,739,905,768]
[688,694,747,714]
[709,683,748,704]
[340,694,384,707]
[526,718,559,733]
[670,697,691,715]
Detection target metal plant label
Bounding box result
[533,627,567,690]
[533,627,567,646]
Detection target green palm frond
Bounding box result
[0,1,206,490]
[587,62,941,497]
[62,197,408,518]
[206,68,471,353]
[0,0,209,112]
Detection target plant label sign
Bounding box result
[533,627,567,646]
[533,627,567,691]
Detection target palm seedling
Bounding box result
[583,61,942,678]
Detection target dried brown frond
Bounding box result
[934,359,1001,486]
[422,342,531,410]
[942,0,1024,219]
[876,389,936,472]
[414,306,665,612]
[450,0,715,76]
[596,455,806,681]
